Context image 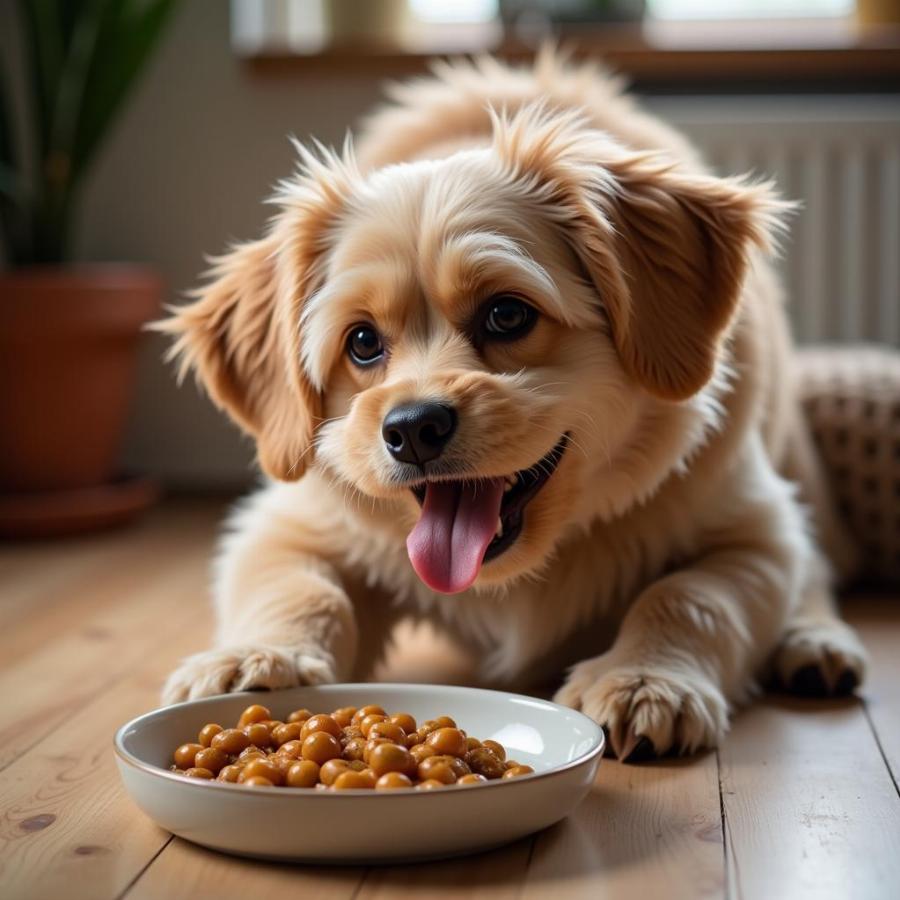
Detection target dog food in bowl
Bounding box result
[169,703,534,790]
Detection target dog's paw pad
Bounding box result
[228,648,299,694]
[775,620,866,698]
[555,658,728,761]
[161,645,335,705]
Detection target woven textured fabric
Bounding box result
[795,346,900,584]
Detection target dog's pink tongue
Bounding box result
[406,479,505,594]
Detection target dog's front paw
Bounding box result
[773,618,867,697]
[554,656,729,761]
[161,645,336,705]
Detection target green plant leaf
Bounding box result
[0,162,29,205]
[0,44,16,172]
[46,0,106,188]
[16,0,66,156]
[70,0,179,182]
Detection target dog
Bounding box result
[158,51,866,760]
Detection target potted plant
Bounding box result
[0,0,177,536]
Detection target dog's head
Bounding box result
[160,105,781,594]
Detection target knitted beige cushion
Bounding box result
[795,346,900,584]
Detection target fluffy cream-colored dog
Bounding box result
[160,52,866,760]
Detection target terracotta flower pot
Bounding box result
[0,266,161,533]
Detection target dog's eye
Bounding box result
[482,296,537,340]
[346,324,384,366]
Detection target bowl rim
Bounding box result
[114,682,605,797]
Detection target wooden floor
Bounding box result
[1,498,898,900]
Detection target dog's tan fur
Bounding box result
[159,52,865,758]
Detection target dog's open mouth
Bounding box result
[406,434,569,595]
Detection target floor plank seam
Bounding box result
[515,833,538,899]
[716,749,730,900]
[718,748,747,900]
[862,700,900,799]
[114,833,175,900]
[347,865,371,900]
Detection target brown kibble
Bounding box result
[237,704,271,728]
[243,723,272,748]
[173,743,203,769]
[417,759,457,784]
[359,714,388,737]
[285,760,320,788]
[368,721,406,743]
[332,706,357,728]
[301,731,342,765]
[169,704,517,793]
[240,758,285,786]
[194,747,228,774]
[268,754,295,776]
[319,758,352,786]
[272,722,303,746]
[217,764,242,783]
[342,738,367,762]
[198,724,223,747]
[368,742,414,777]
[243,775,274,787]
[277,739,304,759]
[465,747,507,779]
[426,727,468,757]
[409,743,437,765]
[211,728,250,755]
[415,778,447,790]
[351,705,386,725]
[389,713,417,735]
[376,771,413,790]
[238,747,267,763]
[300,715,342,740]
[332,769,377,790]
[444,755,471,779]
[363,737,393,762]
[457,773,488,785]
[502,765,534,779]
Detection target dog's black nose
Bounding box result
[382,402,457,465]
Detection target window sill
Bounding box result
[244,18,900,89]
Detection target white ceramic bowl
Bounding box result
[115,683,604,863]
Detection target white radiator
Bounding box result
[650,95,900,346]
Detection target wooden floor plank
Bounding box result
[354,837,534,900]
[125,838,363,900]
[1,501,898,900]
[0,574,213,900]
[0,511,220,770]
[0,529,135,628]
[0,503,221,668]
[520,755,726,900]
[719,694,900,900]
[845,597,900,790]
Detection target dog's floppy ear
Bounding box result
[155,143,358,480]
[492,106,786,401]
[574,153,784,401]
